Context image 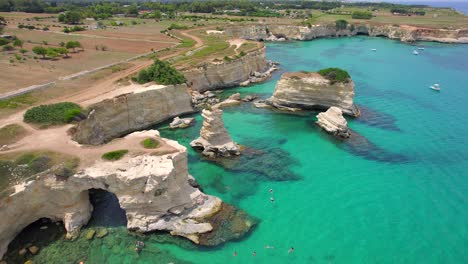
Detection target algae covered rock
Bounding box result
[28,246,39,255]
[96,228,108,238]
[86,229,96,240]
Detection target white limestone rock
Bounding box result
[316,107,350,139]
[170,116,195,129]
[267,72,360,117]
[190,108,240,158]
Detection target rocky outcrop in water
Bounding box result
[183,47,272,92]
[170,117,195,129]
[316,107,350,139]
[190,108,240,158]
[0,131,254,259]
[225,24,468,43]
[74,84,195,145]
[267,72,360,117]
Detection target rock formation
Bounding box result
[190,108,240,158]
[316,107,351,139]
[214,93,242,109]
[267,72,360,117]
[74,84,195,145]
[224,24,468,43]
[170,117,195,129]
[183,47,273,92]
[0,131,254,259]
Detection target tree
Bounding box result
[20,48,28,54]
[60,11,82,25]
[46,48,59,59]
[54,47,69,57]
[335,19,348,31]
[32,46,47,59]
[66,41,82,52]
[126,4,139,17]
[13,39,23,48]
[154,10,162,21]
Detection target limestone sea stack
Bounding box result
[316,107,351,139]
[190,108,240,158]
[267,71,360,117]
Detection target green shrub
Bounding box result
[335,19,348,31]
[141,138,160,149]
[0,37,10,46]
[136,59,186,85]
[351,11,373,19]
[317,68,351,84]
[23,102,83,125]
[168,23,188,30]
[2,44,14,51]
[102,150,128,161]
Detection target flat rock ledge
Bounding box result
[267,72,360,117]
[170,116,195,129]
[190,108,240,158]
[316,107,350,139]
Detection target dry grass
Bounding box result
[0,124,29,145]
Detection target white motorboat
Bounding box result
[413,50,419,55]
[371,48,377,51]
[430,84,441,91]
[418,47,425,50]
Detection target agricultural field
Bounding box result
[0,12,182,94]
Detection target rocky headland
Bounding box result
[0,130,254,260]
[316,107,351,139]
[225,24,468,43]
[190,108,240,158]
[182,47,277,92]
[73,84,195,145]
[267,71,360,117]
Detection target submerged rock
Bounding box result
[170,117,195,129]
[85,229,96,240]
[267,72,360,117]
[190,108,240,158]
[28,246,39,255]
[316,107,350,139]
[197,203,257,246]
[95,229,108,239]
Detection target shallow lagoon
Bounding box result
[10,36,468,264]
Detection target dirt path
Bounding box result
[0,29,204,137]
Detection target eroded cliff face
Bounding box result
[183,47,269,92]
[225,24,468,43]
[74,84,194,145]
[0,132,255,259]
[268,72,359,117]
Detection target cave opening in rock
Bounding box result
[4,218,65,263]
[355,32,369,36]
[87,188,127,227]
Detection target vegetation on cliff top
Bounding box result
[23,102,84,126]
[141,138,160,149]
[0,151,80,194]
[102,150,128,161]
[318,68,351,84]
[136,59,186,85]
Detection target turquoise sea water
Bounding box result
[7,37,468,264]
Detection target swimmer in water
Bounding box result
[288,247,295,254]
[233,251,237,257]
[270,196,275,203]
[252,251,257,256]
[269,188,273,193]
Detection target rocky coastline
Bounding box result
[182,47,276,92]
[0,131,254,259]
[225,23,468,44]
